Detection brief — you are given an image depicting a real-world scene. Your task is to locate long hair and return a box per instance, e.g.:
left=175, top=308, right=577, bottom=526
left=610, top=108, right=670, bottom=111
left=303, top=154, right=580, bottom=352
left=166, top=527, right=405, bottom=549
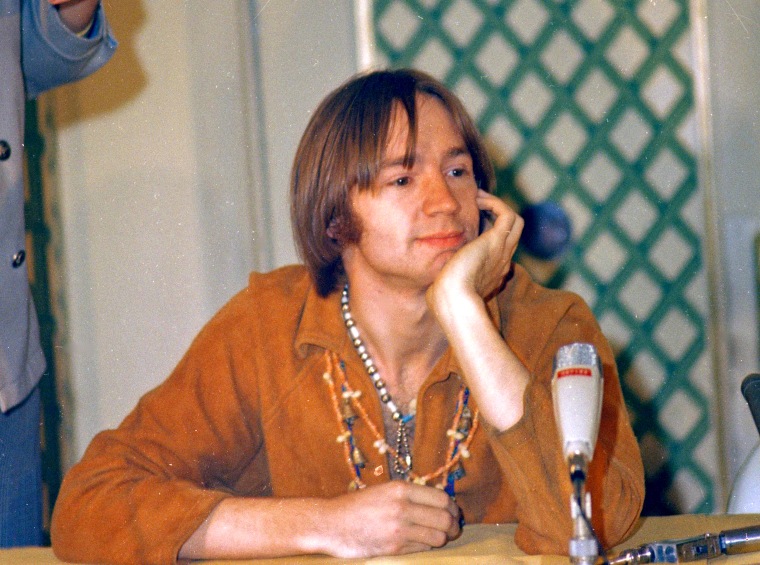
left=290, top=68, right=495, bottom=296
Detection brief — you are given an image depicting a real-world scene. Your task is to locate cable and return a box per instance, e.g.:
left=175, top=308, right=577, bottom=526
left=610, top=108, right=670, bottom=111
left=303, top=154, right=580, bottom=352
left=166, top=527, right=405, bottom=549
left=574, top=484, right=610, bottom=565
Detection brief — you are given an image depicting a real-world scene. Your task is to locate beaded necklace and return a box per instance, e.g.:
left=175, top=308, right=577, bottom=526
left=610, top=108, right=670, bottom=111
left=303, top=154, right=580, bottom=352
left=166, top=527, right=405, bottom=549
left=341, top=284, right=414, bottom=478
left=323, top=285, right=480, bottom=493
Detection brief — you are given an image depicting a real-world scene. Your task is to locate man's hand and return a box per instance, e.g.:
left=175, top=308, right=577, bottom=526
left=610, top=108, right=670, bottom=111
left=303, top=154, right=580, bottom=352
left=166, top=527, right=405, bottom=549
left=323, top=482, right=461, bottom=558
left=428, top=189, right=523, bottom=314
left=49, top=0, right=100, bottom=34
left=437, top=189, right=523, bottom=302
left=179, top=482, right=461, bottom=561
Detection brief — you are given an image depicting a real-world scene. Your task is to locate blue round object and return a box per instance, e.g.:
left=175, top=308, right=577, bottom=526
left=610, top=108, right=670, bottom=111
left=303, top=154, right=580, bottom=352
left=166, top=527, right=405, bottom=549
left=520, top=201, right=572, bottom=260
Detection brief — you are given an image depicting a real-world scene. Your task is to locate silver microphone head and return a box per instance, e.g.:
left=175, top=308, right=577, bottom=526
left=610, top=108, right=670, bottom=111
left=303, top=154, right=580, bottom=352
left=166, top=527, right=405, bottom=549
left=553, top=342, right=600, bottom=373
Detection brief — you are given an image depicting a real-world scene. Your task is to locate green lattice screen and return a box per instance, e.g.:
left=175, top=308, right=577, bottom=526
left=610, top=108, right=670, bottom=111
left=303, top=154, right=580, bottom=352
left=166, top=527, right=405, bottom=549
left=373, top=0, right=718, bottom=514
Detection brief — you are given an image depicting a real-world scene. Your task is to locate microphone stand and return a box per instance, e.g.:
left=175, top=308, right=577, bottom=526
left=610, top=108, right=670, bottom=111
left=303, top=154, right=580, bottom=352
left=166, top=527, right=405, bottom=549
left=568, top=454, right=598, bottom=565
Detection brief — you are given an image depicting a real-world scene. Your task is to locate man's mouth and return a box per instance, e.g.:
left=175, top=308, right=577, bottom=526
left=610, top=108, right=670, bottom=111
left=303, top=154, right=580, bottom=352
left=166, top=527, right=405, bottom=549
left=417, top=231, right=466, bottom=249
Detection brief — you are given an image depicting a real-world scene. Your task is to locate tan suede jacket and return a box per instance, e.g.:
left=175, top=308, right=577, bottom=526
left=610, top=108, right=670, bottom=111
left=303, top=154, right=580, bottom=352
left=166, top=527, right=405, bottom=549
left=51, top=264, right=644, bottom=565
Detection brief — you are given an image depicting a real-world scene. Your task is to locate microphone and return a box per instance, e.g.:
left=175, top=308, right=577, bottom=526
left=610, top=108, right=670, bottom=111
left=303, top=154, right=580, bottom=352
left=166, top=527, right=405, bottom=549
left=552, top=342, right=604, bottom=487
left=552, top=342, right=605, bottom=565
left=741, top=373, right=760, bottom=437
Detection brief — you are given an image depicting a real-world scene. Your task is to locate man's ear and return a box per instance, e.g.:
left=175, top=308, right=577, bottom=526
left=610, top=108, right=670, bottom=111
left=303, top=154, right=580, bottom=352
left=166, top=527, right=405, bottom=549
left=327, top=217, right=341, bottom=241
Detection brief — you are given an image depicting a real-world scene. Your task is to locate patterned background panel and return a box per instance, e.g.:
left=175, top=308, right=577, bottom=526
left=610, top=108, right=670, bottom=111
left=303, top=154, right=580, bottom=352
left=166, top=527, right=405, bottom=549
left=373, top=0, right=720, bottom=514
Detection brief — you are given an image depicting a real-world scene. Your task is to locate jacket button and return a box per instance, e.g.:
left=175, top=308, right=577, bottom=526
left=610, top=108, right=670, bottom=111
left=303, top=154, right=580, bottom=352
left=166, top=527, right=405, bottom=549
left=11, top=250, right=25, bottom=268
left=0, top=140, right=10, bottom=161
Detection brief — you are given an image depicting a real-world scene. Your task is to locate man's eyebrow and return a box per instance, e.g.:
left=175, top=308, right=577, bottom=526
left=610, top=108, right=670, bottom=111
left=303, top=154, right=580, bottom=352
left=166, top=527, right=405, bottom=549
left=379, top=146, right=470, bottom=169
left=379, top=155, right=410, bottom=169
left=446, top=146, right=470, bottom=159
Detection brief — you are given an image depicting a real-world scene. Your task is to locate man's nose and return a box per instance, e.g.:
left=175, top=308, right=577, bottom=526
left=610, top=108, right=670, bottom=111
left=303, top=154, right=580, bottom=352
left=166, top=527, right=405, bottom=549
left=423, top=171, right=460, bottom=215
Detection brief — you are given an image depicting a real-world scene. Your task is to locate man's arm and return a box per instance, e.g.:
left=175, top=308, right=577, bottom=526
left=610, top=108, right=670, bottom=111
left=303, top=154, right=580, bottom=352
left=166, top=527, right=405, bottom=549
left=179, top=482, right=460, bottom=561
left=49, top=0, right=100, bottom=34
left=51, top=280, right=462, bottom=564
left=428, top=197, right=644, bottom=553
left=427, top=189, right=529, bottom=432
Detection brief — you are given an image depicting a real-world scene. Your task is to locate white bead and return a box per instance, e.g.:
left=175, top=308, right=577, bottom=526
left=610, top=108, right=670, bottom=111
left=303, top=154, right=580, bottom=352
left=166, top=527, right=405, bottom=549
left=373, top=439, right=388, bottom=454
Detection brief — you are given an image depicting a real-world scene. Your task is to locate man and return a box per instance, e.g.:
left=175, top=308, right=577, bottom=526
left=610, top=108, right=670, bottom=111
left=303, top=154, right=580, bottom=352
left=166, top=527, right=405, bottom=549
left=0, top=0, right=115, bottom=547
left=51, top=69, right=644, bottom=564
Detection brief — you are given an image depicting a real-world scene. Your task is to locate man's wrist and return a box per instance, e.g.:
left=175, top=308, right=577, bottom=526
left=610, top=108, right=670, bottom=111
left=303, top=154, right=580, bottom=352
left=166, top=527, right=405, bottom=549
left=428, top=277, right=482, bottom=327
left=292, top=498, right=339, bottom=557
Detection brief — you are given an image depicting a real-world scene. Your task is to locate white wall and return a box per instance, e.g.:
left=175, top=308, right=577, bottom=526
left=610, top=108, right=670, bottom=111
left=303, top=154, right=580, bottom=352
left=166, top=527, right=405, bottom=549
left=49, top=0, right=358, bottom=465
left=702, top=0, right=760, bottom=485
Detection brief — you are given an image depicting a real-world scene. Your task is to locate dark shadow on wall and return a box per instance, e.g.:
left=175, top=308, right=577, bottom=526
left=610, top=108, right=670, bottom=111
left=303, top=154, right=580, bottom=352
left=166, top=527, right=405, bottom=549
left=615, top=348, right=680, bottom=516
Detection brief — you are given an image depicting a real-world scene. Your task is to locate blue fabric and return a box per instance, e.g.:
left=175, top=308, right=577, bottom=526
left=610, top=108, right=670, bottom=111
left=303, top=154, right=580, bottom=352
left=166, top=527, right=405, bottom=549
left=22, top=0, right=117, bottom=98
left=0, top=387, right=42, bottom=547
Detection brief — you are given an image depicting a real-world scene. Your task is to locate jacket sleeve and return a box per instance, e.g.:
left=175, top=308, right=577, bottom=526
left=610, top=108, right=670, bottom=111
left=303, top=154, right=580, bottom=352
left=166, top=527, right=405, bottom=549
left=486, top=295, right=645, bottom=555
left=21, top=0, right=116, bottom=98
left=50, top=318, right=268, bottom=565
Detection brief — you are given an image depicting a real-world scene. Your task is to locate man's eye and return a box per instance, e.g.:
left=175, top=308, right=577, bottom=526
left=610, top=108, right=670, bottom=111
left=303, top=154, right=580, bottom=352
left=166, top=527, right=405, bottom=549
left=393, top=176, right=411, bottom=186
left=450, top=167, right=468, bottom=177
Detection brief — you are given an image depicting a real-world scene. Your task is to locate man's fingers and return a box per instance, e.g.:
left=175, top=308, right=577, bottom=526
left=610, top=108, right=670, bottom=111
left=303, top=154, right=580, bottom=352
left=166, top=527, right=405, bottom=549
left=476, top=190, right=522, bottom=238
left=406, top=502, right=458, bottom=532
left=403, top=522, right=450, bottom=549
left=405, top=483, right=459, bottom=515
left=476, top=189, right=510, bottom=215
left=402, top=484, right=461, bottom=543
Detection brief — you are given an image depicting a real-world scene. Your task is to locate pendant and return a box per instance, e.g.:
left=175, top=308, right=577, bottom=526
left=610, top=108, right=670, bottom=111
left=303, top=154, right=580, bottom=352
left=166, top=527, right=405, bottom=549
left=341, top=399, right=357, bottom=423
left=351, top=446, right=367, bottom=468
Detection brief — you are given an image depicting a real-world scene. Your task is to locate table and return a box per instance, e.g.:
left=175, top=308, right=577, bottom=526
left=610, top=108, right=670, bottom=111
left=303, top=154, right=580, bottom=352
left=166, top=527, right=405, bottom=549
left=2, top=514, right=760, bottom=564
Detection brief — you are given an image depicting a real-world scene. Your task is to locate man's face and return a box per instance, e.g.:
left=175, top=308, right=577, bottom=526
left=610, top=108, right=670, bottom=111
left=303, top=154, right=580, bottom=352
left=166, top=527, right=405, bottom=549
left=340, top=94, right=480, bottom=292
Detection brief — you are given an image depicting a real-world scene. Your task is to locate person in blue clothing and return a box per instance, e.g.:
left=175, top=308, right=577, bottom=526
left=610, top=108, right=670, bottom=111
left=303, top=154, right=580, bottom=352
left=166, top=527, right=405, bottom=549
left=0, top=0, right=116, bottom=547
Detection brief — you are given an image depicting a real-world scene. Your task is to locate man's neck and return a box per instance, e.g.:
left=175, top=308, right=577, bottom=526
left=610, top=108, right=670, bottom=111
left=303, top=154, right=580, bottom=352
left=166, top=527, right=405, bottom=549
left=344, top=279, right=448, bottom=409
